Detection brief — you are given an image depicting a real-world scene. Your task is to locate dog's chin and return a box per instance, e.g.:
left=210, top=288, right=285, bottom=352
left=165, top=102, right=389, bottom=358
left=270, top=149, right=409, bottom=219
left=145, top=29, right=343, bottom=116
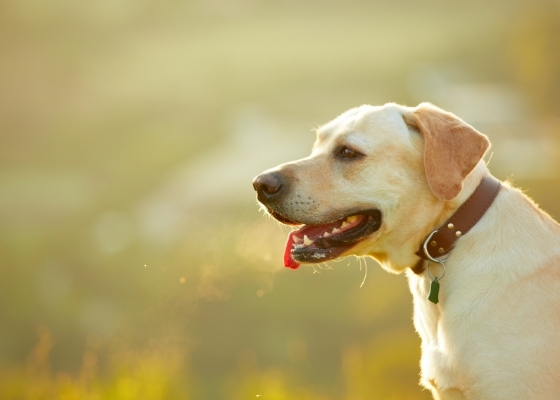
left=268, top=210, right=301, bottom=226
left=275, top=209, right=382, bottom=267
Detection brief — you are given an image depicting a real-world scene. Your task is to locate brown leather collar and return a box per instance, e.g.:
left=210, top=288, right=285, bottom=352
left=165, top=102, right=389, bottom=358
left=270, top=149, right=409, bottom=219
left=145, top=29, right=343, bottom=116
left=411, top=175, right=502, bottom=274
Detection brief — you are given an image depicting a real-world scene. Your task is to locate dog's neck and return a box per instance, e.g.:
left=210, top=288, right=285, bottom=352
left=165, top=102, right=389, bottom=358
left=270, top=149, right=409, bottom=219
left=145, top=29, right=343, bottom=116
left=374, top=162, right=491, bottom=273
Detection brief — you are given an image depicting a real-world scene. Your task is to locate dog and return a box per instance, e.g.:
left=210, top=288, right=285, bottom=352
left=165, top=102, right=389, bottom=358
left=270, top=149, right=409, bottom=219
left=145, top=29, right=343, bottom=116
left=252, top=102, right=560, bottom=400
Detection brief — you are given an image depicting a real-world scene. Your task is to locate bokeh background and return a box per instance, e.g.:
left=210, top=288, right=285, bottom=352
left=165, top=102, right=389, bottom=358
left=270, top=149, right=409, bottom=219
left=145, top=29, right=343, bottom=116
left=1, top=0, right=559, bottom=399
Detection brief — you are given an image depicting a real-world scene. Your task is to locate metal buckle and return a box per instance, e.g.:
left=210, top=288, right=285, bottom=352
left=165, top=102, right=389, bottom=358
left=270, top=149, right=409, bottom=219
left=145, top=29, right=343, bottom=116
left=422, top=230, right=446, bottom=281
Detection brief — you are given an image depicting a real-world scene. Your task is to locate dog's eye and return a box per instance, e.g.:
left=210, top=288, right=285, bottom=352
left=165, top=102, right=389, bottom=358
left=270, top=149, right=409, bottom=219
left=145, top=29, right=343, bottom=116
left=336, top=146, right=362, bottom=160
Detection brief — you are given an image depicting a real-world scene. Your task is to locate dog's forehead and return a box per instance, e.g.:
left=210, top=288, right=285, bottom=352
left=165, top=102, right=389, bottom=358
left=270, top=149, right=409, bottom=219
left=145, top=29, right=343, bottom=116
left=315, top=103, right=408, bottom=147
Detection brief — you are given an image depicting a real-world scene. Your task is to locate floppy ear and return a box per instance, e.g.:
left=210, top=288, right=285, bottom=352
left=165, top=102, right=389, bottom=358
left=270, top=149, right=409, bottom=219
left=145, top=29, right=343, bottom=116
left=403, top=102, right=490, bottom=200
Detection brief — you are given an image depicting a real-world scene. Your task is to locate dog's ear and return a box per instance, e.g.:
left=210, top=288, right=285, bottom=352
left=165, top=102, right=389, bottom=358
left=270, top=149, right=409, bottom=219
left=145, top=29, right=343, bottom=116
left=403, top=102, right=490, bottom=200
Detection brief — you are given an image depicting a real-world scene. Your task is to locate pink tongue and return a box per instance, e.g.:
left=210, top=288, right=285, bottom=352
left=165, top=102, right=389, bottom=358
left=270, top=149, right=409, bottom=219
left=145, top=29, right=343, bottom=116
left=283, top=232, right=300, bottom=269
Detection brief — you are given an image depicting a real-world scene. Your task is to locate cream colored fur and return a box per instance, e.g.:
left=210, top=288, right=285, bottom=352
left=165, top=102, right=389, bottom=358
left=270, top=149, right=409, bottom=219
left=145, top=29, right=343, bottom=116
left=259, top=103, right=560, bottom=399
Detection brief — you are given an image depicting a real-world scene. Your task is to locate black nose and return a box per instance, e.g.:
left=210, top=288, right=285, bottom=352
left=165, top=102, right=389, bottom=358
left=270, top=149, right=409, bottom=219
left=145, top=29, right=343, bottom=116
left=252, top=173, right=284, bottom=200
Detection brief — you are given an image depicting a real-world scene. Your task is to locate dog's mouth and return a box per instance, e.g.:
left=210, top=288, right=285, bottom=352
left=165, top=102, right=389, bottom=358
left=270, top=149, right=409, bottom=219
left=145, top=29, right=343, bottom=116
left=281, top=209, right=382, bottom=269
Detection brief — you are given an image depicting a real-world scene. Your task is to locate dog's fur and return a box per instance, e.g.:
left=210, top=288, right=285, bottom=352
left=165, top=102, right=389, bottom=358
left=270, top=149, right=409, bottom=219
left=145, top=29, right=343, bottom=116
left=256, top=103, right=560, bottom=399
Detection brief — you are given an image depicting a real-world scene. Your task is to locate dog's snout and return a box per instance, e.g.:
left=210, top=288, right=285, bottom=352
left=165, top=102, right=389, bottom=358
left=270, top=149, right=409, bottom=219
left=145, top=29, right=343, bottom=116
left=253, top=173, right=284, bottom=200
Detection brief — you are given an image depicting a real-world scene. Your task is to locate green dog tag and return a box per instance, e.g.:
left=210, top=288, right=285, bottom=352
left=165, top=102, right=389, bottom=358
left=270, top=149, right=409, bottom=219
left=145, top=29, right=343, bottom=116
left=428, top=279, right=440, bottom=304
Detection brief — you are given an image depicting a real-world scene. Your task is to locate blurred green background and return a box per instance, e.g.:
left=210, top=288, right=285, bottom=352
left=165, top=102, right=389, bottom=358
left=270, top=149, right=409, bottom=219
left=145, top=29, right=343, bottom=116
left=1, top=1, right=559, bottom=399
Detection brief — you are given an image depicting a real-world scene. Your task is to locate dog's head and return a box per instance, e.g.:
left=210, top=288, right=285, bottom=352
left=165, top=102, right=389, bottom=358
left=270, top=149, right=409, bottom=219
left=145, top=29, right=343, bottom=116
left=253, top=103, right=490, bottom=272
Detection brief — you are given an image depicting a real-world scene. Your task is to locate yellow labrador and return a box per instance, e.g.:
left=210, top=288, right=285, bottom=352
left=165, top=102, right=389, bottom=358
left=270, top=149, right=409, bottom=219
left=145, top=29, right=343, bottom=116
left=253, top=103, right=560, bottom=400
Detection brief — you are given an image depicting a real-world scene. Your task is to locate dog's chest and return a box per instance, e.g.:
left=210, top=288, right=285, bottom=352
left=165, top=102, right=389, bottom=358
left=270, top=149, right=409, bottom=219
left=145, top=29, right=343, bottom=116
left=407, top=273, right=468, bottom=390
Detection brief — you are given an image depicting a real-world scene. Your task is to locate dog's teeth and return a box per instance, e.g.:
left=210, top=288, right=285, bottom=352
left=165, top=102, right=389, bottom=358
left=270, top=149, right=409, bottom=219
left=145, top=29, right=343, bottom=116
left=341, top=221, right=349, bottom=229
left=332, top=228, right=341, bottom=234
left=303, top=235, right=314, bottom=246
left=293, top=235, right=303, bottom=244
left=347, top=215, right=358, bottom=223
left=323, top=232, right=331, bottom=237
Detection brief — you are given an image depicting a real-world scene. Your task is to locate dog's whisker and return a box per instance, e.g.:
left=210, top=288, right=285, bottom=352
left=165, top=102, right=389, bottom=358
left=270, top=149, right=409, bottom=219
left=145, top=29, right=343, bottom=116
left=359, top=257, right=368, bottom=288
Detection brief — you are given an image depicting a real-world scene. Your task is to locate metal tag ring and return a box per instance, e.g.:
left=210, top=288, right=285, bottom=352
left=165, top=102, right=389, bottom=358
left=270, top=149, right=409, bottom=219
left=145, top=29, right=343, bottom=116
left=425, top=260, right=446, bottom=281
